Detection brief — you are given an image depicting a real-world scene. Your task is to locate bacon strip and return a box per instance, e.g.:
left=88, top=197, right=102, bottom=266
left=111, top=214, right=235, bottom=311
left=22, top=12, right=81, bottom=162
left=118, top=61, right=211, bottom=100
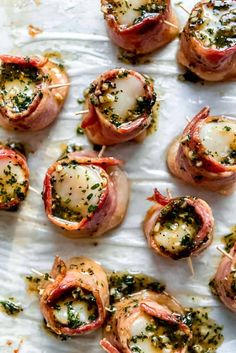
left=167, top=107, right=236, bottom=194
left=213, top=243, right=236, bottom=313
left=82, top=68, right=156, bottom=145
left=43, top=150, right=129, bottom=236
left=40, top=256, right=109, bottom=335
left=178, top=0, right=236, bottom=81
left=101, top=0, right=179, bottom=54
left=0, top=54, right=69, bottom=131
left=0, top=145, right=29, bottom=209
left=144, top=189, right=214, bottom=260
left=100, top=290, right=191, bottom=353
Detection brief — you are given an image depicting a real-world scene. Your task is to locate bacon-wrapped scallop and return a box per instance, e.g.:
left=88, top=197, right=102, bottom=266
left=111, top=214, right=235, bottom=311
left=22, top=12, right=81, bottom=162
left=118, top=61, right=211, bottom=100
left=178, top=0, right=236, bottom=81
left=143, top=189, right=214, bottom=260
left=39, top=256, right=109, bottom=335
left=0, top=144, right=29, bottom=210
left=43, top=150, right=129, bottom=236
left=101, top=290, right=191, bottom=353
left=81, top=68, right=156, bottom=145
left=101, top=0, right=179, bottom=54
left=167, top=107, right=236, bottom=194
left=212, top=242, right=236, bottom=313
left=0, top=55, right=69, bottom=131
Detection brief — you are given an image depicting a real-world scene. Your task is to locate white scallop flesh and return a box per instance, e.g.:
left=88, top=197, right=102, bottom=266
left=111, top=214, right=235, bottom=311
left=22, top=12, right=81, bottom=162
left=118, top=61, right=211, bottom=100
left=1, top=78, right=36, bottom=113
left=153, top=218, right=196, bottom=253
left=194, top=3, right=236, bottom=48
left=110, top=75, right=145, bottom=118
left=200, top=120, right=236, bottom=164
left=0, top=158, right=26, bottom=203
left=113, top=0, right=147, bottom=26
left=52, top=164, right=106, bottom=217
left=129, top=313, right=173, bottom=353
left=53, top=295, right=96, bottom=325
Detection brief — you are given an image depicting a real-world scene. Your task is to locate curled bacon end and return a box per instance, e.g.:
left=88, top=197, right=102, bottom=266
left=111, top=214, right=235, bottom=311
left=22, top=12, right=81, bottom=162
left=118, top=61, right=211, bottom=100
left=82, top=68, right=156, bottom=146
left=43, top=150, right=129, bottom=236
left=40, top=256, right=109, bottom=336
left=214, top=244, right=236, bottom=313
left=168, top=107, right=236, bottom=194
left=0, top=145, right=29, bottom=210
left=0, top=54, right=69, bottom=131
left=100, top=339, right=121, bottom=353
left=140, top=301, right=191, bottom=336
left=147, top=188, right=170, bottom=205
left=101, top=0, right=179, bottom=54
left=101, top=290, right=191, bottom=353
left=0, top=54, right=48, bottom=67
left=144, top=189, right=214, bottom=260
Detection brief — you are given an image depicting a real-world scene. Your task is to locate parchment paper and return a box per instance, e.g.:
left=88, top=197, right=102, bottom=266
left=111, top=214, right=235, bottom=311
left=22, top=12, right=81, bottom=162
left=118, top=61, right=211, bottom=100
left=0, top=1, right=235, bottom=352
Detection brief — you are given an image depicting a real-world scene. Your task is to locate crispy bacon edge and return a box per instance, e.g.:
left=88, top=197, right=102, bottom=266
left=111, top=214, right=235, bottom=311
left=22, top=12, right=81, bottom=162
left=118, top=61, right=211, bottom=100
left=0, top=145, right=29, bottom=209
left=81, top=68, right=156, bottom=145
left=39, top=256, right=109, bottom=335
left=100, top=290, right=191, bottom=353
left=178, top=1, right=236, bottom=81
left=213, top=243, right=236, bottom=313
left=167, top=107, right=236, bottom=194
left=0, top=54, right=69, bottom=131
left=101, top=0, right=179, bottom=54
left=143, top=189, right=214, bottom=260
left=43, top=150, right=128, bottom=235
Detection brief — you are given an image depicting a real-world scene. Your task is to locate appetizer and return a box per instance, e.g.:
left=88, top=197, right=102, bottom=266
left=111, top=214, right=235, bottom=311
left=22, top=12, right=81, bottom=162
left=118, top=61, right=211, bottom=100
left=101, top=0, right=179, bottom=54
left=143, top=189, right=214, bottom=260
left=82, top=68, right=156, bottom=145
left=212, top=242, right=236, bottom=313
left=167, top=107, right=236, bottom=194
left=178, top=0, right=236, bottom=81
left=40, top=256, right=109, bottom=335
left=0, top=54, right=69, bottom=131
left=0, top=144, right=29, bottom=210
left=101, top=290, right=191, bottom=353
left=43, top=150, right=129, bottom=235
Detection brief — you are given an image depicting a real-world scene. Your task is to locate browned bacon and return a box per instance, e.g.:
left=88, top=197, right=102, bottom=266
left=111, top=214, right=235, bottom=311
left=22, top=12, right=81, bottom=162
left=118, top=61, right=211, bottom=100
left=143, top=189, right=214, bottom=260
left=167, top=107, right=236, bottom=194
left=40, top=256, right=109, bottom=335
left=101, top=0, right=178, bottom=54
left=0, top=54, right=69, bottom=131
left=43, top=150, right=129, bottom=236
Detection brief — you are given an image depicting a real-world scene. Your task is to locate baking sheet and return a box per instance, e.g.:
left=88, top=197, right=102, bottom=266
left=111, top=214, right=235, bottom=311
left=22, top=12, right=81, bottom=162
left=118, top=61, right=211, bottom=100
left=0, top=0, right=235, bottom=352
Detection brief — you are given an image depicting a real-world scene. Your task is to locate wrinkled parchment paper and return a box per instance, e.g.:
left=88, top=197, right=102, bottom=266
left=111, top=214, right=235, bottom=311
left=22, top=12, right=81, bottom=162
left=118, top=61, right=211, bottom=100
left=0, top=1, right=235, bottom=352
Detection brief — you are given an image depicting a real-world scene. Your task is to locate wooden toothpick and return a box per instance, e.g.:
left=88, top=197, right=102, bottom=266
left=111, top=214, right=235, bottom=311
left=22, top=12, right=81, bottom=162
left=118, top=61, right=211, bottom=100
left=216, top=246, right=233, bottom=261
left=47, top=82, right=71, bottom=90
left=98, top=145, right=106, bottom=158
left=177, top=3, right=190, bottom=15
left=166, top=188, right=173, bottom=199
left=185, top=116, right=191, bottom=123
left=187, top=257, right=195, bottom=276
left=163, top=20, right=179, bottom=30
left=31, top=268, right=55, bottom=283
left=75, top=109, right=89, bottom=115
left=29, top=185, right=41, bottom=195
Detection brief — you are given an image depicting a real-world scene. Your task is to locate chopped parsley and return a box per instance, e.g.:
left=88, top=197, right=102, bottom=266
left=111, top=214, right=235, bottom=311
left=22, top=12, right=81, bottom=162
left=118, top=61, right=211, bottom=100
left=0, top=300, right=23, bottom=315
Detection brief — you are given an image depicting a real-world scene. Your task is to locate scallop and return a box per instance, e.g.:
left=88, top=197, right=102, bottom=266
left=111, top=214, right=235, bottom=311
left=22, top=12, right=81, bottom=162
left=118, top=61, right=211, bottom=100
left=154, top=218, right=196, bottom=254
left=53, top=295, right=97, bottom=326
left=52, top=164, right=106, bottom=217
left=0, top=158, right=26, bottom=203
left=114, top=0, right=147, bottom=26
left=105, top=74, right=145, bottom=121
left=130, top=313, right=174, bottom=353
left=199, top=120, right=236, bottom=164
left=194, top=2, right=236, bottom=48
